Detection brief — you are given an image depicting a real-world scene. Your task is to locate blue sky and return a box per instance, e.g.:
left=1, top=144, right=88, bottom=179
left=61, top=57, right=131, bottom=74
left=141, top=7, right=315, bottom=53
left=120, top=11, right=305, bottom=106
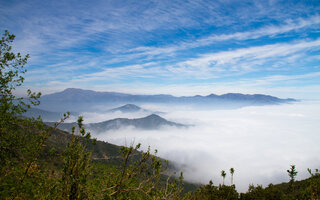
left=1, top=0, right=319, bottom=99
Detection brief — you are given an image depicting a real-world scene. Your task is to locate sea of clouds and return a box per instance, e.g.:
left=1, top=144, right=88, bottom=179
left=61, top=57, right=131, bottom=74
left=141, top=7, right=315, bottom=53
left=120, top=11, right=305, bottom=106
left=80, top=100, right=320, bottom=192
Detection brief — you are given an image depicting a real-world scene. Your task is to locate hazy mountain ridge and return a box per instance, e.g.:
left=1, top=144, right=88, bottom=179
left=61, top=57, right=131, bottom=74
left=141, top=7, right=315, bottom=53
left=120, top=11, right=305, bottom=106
left=38, top=88, right=296, bottom=112
left=46, top=114, right=187, bottom=134
left=22, top=107, right=78, bottom=122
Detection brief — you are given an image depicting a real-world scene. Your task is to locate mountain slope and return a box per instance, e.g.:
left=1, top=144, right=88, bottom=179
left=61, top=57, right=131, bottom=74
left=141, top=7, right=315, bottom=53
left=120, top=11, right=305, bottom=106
left=22, top=108, right=78, bottom=121
left=43, top=125, right=200, bottom=193
left=46, top=114, right=187, bottom=134
left=23, top=108, right=62, bottom=121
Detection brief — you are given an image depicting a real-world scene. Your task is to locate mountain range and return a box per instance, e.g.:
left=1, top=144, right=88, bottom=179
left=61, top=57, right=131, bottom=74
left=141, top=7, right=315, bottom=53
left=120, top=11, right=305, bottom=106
left=46, top=114, right=186, bottom=134
left=38, top=88, right=296, bottom=112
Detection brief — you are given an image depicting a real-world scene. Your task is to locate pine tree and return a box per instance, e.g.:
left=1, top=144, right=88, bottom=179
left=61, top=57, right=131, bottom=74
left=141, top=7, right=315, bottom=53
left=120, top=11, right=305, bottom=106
left=230, top=167, right=235, bottom=185
left=221, top=170, right=226, bottom=185
left=287, top=164, right=298, bottom=193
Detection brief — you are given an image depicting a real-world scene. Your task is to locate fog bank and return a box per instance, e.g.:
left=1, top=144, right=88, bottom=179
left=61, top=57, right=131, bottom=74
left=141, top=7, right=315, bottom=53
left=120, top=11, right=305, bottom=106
left=85, top=101, right=320, bottom=192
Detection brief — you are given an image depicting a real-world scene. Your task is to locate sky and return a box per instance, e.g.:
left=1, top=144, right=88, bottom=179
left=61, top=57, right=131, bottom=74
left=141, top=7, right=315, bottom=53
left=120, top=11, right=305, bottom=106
left=0, top=0, right=320, bottom=99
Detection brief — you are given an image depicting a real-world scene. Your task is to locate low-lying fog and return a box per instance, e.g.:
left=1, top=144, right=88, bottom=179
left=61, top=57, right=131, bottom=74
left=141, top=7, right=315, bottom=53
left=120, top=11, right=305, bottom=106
left=81, top=101, right=320, bottom=192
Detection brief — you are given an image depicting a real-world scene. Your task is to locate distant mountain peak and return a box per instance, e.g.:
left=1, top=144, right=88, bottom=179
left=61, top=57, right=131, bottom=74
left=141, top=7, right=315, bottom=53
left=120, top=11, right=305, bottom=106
left=145, top=114, right=163, bottom=119
left=207, top=94, right=218, bottom=98
left=109, top=104, right=143, bottom=113
left=122, top=104, right=140, bottom=109
left=64, top=88, right=79, bottom=91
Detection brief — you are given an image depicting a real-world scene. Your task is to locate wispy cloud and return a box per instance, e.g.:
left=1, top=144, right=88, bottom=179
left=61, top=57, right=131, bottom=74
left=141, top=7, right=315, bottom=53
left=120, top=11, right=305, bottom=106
left=127, top=15, right=320, bottom=59
left=58, top=39, right=318, bottom=83
left=23, top=38, right=320, bottom=100
left=2, top=0, right=319, bottom=57
left=166, top=39, right=320, bottom=78
left=1, top=0, right=319, bottom=98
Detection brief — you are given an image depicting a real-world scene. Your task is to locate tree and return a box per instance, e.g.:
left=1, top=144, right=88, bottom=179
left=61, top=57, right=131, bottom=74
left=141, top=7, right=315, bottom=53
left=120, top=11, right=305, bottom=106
left=0, top=30, right=44, bottom=199
left=221, top=170, right=226, bottom=186
left=287, top=164, right=298, bottom=193
left=230, top=167, right=235, bottom=185
left=59, top=116, right=93, bottom=200
left=0, top=30, right=40, bottom=115
left=287, top=165, right=298, bottom=183
left=0, top=30, right=41, bottom=164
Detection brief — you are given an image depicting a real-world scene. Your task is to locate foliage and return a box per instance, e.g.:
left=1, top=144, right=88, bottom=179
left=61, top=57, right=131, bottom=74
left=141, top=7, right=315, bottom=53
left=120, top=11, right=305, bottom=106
left=0, top=30, right=40, bottom=116
left=221, top=170, right=226, bottom=185
left=189, top=180, right=239, bottom=200
left=230, top=168, right=234, bottom=185
left=287, top=164, right=298, bottom=193
left=239, top=169, right=320, bottom=200
left=306, top=168, right=320, bottom=200
left=0, top=30, right=45, bottom=199
left=287, top=164, right=298, bottom=183
left=86, top=143, right=184, bottom=199
left=58, top=116, right=92, bottom=200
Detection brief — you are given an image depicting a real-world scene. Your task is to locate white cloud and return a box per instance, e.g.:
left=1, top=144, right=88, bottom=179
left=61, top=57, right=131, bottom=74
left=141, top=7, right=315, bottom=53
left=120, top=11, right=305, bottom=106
left=89, top=101, right=320, bottom=192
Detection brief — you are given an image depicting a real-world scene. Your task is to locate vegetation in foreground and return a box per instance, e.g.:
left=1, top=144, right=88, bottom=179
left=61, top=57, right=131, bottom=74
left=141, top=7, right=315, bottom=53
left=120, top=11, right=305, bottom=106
left=0, top=30, right=319, bottom=199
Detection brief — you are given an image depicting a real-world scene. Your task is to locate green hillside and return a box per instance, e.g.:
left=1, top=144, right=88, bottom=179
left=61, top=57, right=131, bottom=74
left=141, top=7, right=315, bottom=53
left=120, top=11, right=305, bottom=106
left=42, top=125, right=199, bottom=190
left=42, top=128, right=122, bottom=165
